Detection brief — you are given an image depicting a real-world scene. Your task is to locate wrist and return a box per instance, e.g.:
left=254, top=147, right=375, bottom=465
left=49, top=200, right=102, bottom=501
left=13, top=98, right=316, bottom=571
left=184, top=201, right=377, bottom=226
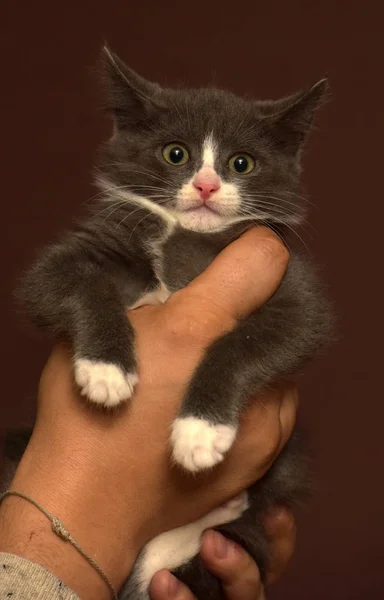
left=0, top=432, right=142, bottom=599
left=0, top=493, right=113, bottom=600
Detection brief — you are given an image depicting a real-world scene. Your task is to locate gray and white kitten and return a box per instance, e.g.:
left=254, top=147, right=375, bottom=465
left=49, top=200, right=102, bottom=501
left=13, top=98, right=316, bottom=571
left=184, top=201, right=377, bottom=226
left=12, top=47, right=333, bottom=599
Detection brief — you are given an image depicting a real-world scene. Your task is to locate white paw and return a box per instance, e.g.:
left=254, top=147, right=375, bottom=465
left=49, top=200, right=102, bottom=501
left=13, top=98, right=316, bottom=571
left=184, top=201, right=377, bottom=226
left=171, top=417, right=237, bottom=472
left=74, top=359, right=138, bottom=408
left=135, top=491, right=249, bottom=593
left=213, top=491, right=250, bottom=523
left=222, top=491, right=250, bottom=513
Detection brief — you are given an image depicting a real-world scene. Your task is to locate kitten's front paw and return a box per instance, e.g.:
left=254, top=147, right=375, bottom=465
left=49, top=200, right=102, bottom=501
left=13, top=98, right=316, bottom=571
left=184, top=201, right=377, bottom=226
left=171, top=417, right=237, bottom=472
left=74, top=359, right=138, bottom=408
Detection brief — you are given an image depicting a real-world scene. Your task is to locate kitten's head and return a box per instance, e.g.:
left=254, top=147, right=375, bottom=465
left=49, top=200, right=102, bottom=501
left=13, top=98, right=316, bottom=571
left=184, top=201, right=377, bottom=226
left=97, top=46, right=327, bottom=233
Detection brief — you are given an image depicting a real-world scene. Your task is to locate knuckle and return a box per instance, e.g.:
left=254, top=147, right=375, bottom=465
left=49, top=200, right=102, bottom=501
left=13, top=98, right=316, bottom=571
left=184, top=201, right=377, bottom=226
left=257, top=236, right=289, bottom=266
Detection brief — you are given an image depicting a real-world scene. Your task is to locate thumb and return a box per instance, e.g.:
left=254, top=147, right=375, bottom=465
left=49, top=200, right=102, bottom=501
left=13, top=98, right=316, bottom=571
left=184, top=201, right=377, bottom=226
left=183, top=226, right=289, bottom=322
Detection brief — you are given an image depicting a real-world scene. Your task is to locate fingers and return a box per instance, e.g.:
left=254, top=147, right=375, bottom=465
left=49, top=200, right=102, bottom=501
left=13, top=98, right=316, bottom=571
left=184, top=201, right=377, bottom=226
left=254, top=382, right=298, bottom=468
left=149, top=570, right=196, bottom=600
left=184, top=227, right=289, bottom=322
left=149, top=510, right=296, bottom=600
left=225, top=383, right=299, bottom=484
left=277, top=383, right=299, bottom=454
left=149, top=531, right=266, bottom=600
left=200, top=530, right=265, bottom=600
left=264, top=507, right=297, bottom=585
left=200, top=511, right=296, bottom=596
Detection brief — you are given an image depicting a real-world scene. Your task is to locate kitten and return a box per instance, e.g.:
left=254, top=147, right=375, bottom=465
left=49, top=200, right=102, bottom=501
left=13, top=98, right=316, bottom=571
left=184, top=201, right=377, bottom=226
left=11, top=47, right=333, bottom=598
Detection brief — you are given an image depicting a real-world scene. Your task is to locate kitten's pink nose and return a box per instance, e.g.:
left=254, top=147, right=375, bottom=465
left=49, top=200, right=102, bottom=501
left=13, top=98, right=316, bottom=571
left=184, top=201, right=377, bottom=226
left=193, top=175, right=221, bottom=201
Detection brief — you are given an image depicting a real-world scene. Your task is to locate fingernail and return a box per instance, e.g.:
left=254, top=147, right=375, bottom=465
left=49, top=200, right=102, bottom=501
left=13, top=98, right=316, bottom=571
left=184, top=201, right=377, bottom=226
left=167, top=573, right=181, bottom=597
left=211, top=530, right=230, bottom=558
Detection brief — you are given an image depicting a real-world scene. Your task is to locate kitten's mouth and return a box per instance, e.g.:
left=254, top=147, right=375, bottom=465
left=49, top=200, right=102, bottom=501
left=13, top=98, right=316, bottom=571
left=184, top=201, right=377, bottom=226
left=181, top=196, right=226, bottom=215
left=175, top=201, right=232, bottom=232
left=185, top=204, right=220, bottom=216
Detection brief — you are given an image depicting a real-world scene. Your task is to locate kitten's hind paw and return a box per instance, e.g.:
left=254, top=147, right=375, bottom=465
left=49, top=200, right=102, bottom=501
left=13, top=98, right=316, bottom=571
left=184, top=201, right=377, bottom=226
left=217, top=491, right=250, bottom=518
left=171, top=417, right=237, bottom=473
left=74, top=359, right=138, bottom=408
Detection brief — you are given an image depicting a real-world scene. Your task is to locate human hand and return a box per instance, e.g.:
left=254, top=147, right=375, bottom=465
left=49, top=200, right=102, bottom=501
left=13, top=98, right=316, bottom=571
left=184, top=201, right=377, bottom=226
left=149, top=507, right=296, bottom=600
left=0, top=227, right=295, bottom=600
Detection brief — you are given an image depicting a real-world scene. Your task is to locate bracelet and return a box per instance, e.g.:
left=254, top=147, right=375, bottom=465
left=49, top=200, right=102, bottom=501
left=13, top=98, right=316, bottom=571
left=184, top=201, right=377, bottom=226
left=0, top=489, right=118, bottom=600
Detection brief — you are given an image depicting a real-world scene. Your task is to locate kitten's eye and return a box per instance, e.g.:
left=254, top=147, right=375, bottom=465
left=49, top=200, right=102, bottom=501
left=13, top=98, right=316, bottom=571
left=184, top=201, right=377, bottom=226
left=228, top=154, right=255, bottom=174
left=162, top=143, right=190, bottom=166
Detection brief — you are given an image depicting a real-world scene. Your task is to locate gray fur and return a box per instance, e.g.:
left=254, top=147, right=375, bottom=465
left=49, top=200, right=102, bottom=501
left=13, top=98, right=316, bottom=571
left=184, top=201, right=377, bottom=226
left=6, top=47, right=333, bottom=599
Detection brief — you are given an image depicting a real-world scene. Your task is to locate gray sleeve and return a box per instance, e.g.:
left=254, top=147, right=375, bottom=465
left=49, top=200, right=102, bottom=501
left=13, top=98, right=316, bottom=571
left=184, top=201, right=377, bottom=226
left=0, top=552, right=80, bottom=599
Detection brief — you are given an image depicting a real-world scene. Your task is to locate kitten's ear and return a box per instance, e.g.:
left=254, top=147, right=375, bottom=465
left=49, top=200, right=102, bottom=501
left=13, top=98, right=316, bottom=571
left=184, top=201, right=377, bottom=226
left=101, top=44, right=163, bottom=127
left=264, top=78, right=329, bottom=154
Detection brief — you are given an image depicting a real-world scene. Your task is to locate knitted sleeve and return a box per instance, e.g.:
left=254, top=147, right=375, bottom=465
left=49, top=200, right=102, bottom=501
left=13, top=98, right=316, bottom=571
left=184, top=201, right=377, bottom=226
left=0, top=553, right=80, bottom=599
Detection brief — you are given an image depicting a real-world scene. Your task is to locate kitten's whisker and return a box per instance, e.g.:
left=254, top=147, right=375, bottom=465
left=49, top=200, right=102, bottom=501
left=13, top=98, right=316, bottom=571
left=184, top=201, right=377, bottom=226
left=92, top=200, right=129, bottom=221
left=243, top=193, right=303, bottom=210
left=284, top=190, right=316, bottom=207
left=94, top=162, right=126, bottom=171
left=102, top=184, right=169, bottom=197
left=114, top=205, right=149, bottom=230
left=296, top=224, right=314, bottom=240
left=231, top=204, right=296, bottom=220
left=84, top=181, right=167, bottom=205
left=239, top=200, right=300, bottom=219
left=125, top=211, right=154, bottom=241
left=91, top=180, right=176, bottom=209
left=98, top=164, right=175, bottom=188
left=126, top=185, right=167, bottom=191
left=127, top=167, right=175, bottom=187
left=250, top=189, right=315, bottom=209
left=237, top=207, right=274, bottom=221
left=236, top=207, right=309, bottom=247
left=282, top=222, right=310, bottom=251
left=242, top=188, right=299, bottom=202
left=240, top=198, right=298, bottom=213
left=104, top=204, right=141, bottom=224
left=80, top=186, right=123, bottom=207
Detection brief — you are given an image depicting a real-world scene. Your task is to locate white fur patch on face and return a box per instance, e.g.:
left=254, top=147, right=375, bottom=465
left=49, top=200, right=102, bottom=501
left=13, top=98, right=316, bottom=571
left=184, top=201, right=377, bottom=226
left=74, top=359, right=138, bottom=407
left=202, top=133, right=216, bottom=168
left=175, top=134, right=242, bottom=232
left=136, top=491, right=249, bottom=593
left=171, top=417, right=237, bottom=472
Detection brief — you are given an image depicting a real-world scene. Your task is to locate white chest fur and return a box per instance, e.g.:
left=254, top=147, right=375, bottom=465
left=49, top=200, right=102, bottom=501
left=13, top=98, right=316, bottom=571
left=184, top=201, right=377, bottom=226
left=130, top=281, right=171, bottom=310
left=129, top=223, right=174, bottom=310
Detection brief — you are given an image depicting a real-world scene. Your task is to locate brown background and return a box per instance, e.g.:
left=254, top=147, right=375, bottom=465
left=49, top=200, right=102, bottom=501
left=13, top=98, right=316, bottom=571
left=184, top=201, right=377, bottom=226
left=1, top=2, right=383, bottom=599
